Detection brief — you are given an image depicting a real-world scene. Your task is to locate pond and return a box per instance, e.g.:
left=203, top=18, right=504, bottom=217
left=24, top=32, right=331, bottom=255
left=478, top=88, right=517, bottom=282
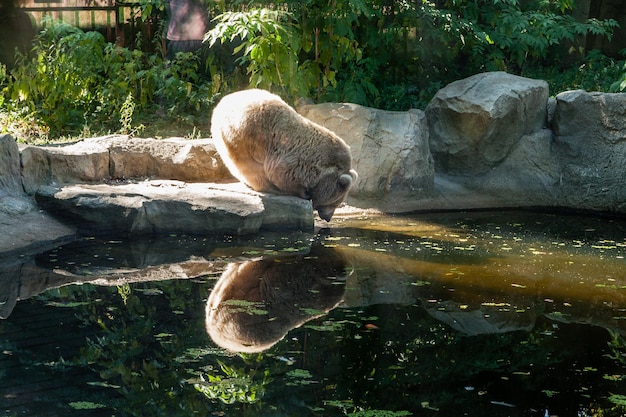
left=2, top=210, right=626, bottom=417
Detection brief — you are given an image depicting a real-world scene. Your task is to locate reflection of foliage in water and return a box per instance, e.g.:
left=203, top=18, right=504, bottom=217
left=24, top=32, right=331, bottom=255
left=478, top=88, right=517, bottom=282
left=194, top=360, right=269, bottom=404
left=27, top=273, right=626, bottom=416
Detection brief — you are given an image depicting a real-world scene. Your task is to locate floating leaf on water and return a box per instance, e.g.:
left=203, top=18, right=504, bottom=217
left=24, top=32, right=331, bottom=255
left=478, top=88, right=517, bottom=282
left=68, top=401, right=107, bottom=410
left=46, top=301, right=92, bottom=308
left=511, top=283, right=526, bottom=288
left=410, top=280, right=431, bottom=286
left=347, top=410, right=412, bottom=417
left=136, top=288, right=163, bottom=296
left=482, top=302, right=510, bottom=307
left=421, top=402, right=439, bottom=411
left=542, top=389, right=559, bottom=398
left=300, top=308, right=325, bottom=316
left=281, top=247, right=306, bottom=252
left=603, top=374, right=625, bottom=381
left=87, top=381, right=121, bottom=389
left=490, top=400, right=515, bottom=407
left=222, top=299, right=268, bottom=315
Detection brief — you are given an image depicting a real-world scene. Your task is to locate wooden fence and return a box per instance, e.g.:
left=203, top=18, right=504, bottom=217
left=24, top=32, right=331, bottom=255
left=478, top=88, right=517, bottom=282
left=20, top=0, right=163, bottom=48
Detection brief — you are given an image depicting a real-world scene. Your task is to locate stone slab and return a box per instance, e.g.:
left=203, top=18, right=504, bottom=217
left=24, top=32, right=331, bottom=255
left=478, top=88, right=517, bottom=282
left=35, top=180, right=314, bottom=237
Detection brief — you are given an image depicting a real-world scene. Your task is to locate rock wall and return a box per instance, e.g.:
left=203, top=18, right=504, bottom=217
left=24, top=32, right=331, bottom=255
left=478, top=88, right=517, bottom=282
left=302, top=72, right=626, bottom=214
left=425, top=72, right=548, bottom=176
left=20, top=135, right=233, bottom=194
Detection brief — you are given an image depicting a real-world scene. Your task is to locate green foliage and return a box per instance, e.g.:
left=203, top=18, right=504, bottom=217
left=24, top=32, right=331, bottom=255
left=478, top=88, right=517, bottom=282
left=118, top=93, right=145, bottom=136
left=415, top=0, right=618, bottom=75
left=0, top=19, right=217, bottom=141
left=610, top=50, right=626, bottom=92
left=194, top=361, right=269, bottom=404
left=207, top=0, right=618, bottom=108
left=5, top=22, right=105, bottom=135
left=206, top=9, right=308, bottom=99
left=135, top=0, right=165, bottom=22
left=524, top=49, right=626, bottom=94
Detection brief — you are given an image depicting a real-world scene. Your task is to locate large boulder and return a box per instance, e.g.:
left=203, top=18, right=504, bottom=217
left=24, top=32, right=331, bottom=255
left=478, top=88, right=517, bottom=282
left=108, top=136, right=232, bottom=181
left=0, top=135, right=34, bottom=215
left=0, top=134, right=22, bottom=195
left=36, top=181, right=313, bottom=236
left=472, top=129, right=562, bottom=207
left=21, top=137, right=110, bottom=195
left=0, top=135, right=76, bottom=258
left=551, top=90, right=626, bottom=211
left=298, top=102, right=434, bottom=199
left=21, top=135, right=233, bottom=194
left=426, top=71, right=549, bottom=176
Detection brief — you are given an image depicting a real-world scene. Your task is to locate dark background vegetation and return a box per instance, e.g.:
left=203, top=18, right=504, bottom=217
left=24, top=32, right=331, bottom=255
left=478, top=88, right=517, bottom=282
left=0, top=0, right=624, bottom=142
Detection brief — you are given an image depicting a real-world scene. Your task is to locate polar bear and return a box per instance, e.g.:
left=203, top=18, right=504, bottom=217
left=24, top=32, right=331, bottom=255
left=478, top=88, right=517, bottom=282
left=210, top=89, right=357, bottom=221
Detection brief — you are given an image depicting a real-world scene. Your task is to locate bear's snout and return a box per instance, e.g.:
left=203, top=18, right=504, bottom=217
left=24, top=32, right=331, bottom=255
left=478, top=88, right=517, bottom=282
left=317, top=207, right=336, bottom=222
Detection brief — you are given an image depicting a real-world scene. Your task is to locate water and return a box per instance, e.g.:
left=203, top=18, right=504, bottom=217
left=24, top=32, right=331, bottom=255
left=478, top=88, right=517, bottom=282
left=2, top=210, right=626, bottom=416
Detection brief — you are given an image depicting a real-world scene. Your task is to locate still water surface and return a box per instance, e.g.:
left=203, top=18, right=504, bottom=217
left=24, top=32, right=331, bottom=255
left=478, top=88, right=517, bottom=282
left=2, top=210, right=626, bottom=416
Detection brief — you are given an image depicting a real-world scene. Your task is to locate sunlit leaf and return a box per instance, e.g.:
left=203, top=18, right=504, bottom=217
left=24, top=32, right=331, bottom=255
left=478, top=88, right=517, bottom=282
left=68, top=401, right=107, bottom=410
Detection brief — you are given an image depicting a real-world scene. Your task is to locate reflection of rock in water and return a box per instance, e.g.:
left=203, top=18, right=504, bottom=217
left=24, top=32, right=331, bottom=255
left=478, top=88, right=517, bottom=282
left=422, top=299, right=538, bottom=336
left=206, top=246, right=349, bottom=353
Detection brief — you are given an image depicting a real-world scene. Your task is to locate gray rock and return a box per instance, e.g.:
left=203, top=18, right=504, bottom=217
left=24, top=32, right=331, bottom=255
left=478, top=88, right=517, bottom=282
left=21, top=135, right=234, bottom=194
left=0, top=134, right=22, bottom=195
left=477, top=129, right=562, bottom=207
left=0, top=134, right=37, bottom=214
left=0, top=135, right=75, bottom=259
left=551, top=90, right=626, bottom=211
left=552, top=90, right=626, bottom=142
left=426, top=71, right=549, bottom=175
left=109, top=136, right=232, bottom=182
left=298, top=102, right=434, bottom=199
left=21, top=137, right=111, bottom=194
left=36, top=181, right=313, bottom=236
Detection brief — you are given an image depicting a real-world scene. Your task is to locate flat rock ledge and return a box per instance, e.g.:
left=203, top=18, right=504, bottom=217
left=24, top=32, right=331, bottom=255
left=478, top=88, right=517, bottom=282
left=35, top=181, right=314, bottom=237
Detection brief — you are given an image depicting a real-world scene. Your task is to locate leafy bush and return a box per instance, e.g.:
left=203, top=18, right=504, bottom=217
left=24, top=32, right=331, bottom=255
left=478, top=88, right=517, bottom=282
left=207, top=0, right=618, bottom=108
left=610, top=49, right=626, bottom=92
left=0, top=20, right=217, bottom=141
left=524, top=49, right=626, bottom=94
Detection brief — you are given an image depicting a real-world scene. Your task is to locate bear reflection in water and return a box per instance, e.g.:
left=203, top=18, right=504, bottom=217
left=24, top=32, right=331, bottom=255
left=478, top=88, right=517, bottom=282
left=206, top=245, right=349, bottom=353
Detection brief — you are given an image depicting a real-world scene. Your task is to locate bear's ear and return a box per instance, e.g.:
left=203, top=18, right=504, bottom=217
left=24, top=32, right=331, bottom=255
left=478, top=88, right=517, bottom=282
left=338, top=173, right=353, bottom=189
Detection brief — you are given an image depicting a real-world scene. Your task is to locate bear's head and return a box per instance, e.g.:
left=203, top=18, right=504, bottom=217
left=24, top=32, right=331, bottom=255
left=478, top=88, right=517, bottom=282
left=311, top=169, right=358, bottom=221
